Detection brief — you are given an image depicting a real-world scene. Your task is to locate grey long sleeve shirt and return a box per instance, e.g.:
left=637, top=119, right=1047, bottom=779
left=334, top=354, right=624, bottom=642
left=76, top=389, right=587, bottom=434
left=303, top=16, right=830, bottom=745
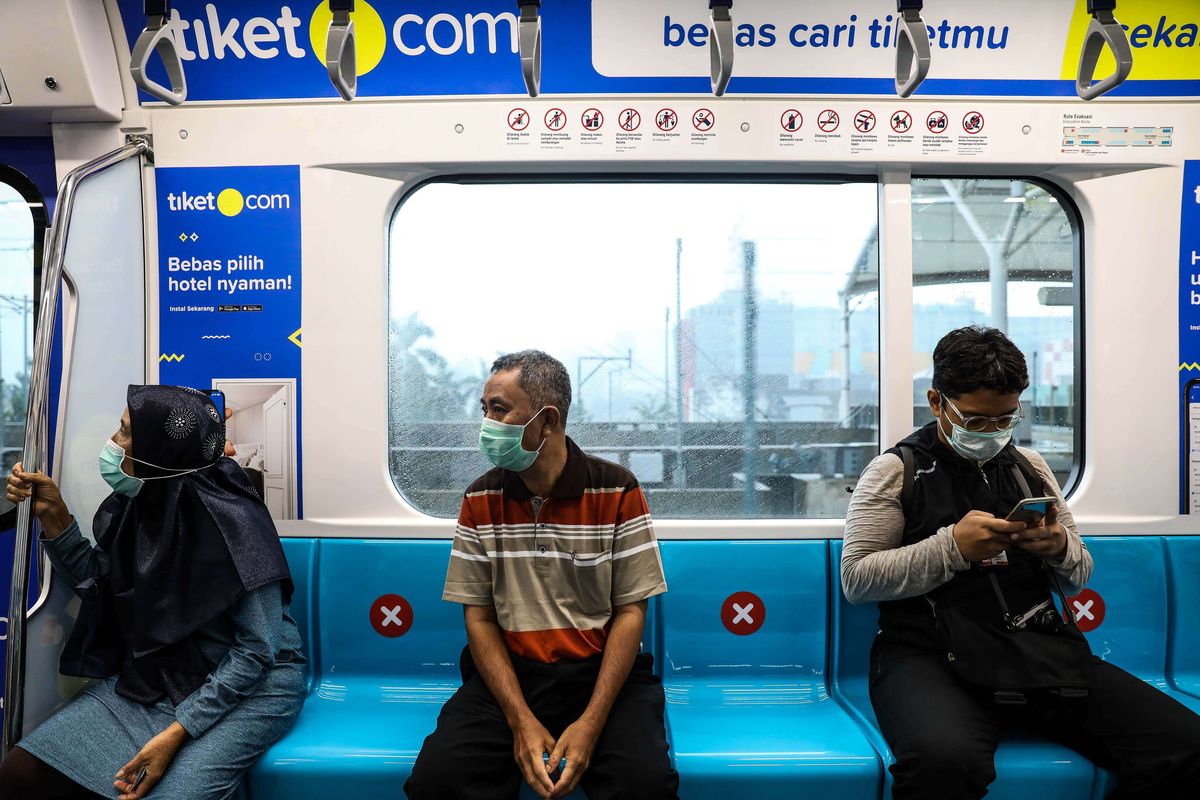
left=841, top=447, right=1092, bottom=606
left=43, top=519, right=304, bottom=737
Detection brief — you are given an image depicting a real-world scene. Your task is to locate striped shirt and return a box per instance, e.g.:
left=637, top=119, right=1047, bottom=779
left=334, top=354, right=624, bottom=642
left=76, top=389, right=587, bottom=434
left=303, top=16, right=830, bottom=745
left=443, top=437, right=667, bottom=663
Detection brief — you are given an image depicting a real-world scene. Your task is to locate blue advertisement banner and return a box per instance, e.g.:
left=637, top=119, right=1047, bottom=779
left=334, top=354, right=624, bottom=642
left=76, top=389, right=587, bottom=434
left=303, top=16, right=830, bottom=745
left=1179, top=160, right=1200, bottom=514
left=116, top=0, right=1200, bottom=103
left=156, top=166, right=303, bottom=519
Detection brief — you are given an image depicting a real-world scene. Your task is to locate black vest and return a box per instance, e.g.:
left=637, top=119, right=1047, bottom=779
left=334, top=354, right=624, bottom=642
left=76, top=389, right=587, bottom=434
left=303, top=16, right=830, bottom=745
left=876, top=423, right=1054, bottom=654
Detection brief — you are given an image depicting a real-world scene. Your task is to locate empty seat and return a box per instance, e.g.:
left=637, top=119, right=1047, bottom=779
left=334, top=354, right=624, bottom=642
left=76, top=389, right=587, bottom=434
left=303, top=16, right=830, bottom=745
left=1164, top=536, right=1200, bottom=700
left=659, top=540, right=881, bottom=799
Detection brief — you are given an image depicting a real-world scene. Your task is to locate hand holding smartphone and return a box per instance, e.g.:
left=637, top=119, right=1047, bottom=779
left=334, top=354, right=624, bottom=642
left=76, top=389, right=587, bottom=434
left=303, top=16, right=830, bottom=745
left=1006, top=496, right=1057, bottom=527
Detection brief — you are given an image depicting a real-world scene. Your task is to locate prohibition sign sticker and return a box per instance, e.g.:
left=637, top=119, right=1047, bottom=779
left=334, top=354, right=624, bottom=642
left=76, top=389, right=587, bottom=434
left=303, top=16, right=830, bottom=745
left=722, top=591, right=766, bottom=635
left=618, top=108, right=642, bottom=131
left=370, top=594, right=413, bottom=638
left=507, top=108, right=530, bottom=131
left=962, top=110, right=986, bottom=134
left=926, top=110, right=949, bottom=133
left=692, top=108, right=715, bottom=131
left=582, top=108, right=604, bottom=130
left=544, top=108, right=567, bottom=131
left=1066, top=589, right=1105, bottom=633
left=817, top=109, right=840, bottom=132
left=890, top=110, right=913, bottom=133
left=656, top=108, right=679, bottom=131
left=780, top=109, right=803, bottom=132
left=853, top=110, right=877, bottom=133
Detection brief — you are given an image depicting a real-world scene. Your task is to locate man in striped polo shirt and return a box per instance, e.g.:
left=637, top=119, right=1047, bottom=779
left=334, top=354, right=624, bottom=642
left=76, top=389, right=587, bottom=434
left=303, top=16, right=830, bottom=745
left=406, top=351, right=677, bottom=800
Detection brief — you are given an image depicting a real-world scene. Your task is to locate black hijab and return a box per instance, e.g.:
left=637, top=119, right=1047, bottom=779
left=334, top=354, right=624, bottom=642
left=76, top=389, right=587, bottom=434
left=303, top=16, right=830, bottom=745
left=60, top=385, right=292, bottom=705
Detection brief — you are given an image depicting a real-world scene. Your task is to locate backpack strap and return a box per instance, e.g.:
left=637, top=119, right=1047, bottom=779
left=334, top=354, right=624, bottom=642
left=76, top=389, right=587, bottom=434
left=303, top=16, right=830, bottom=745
left=898, top=445, right=916, bottom=510
left=1007, top=447, right=1048, bottom=499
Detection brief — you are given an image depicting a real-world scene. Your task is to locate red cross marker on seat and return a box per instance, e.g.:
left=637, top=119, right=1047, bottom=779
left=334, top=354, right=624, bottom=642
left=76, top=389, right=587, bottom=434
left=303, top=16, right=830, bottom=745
left=1066, top=589, right=1105, bottom=633
left=722, top=591, right=765, bottom=635
left=370, top=594, right=413, bottom=638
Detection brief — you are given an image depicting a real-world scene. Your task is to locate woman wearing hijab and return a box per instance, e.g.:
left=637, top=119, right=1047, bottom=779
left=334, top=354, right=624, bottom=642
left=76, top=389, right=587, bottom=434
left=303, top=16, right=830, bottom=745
left=0, top=385, right=306, bottom=800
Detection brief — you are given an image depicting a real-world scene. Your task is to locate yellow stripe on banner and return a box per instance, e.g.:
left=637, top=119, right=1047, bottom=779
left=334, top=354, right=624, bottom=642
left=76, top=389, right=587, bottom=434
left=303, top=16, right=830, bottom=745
left=1061, top=0, right=1200, bottom=81
left=1180, top=362, right=1200, bottom=372
left=159, top=353, right=186, bottom=363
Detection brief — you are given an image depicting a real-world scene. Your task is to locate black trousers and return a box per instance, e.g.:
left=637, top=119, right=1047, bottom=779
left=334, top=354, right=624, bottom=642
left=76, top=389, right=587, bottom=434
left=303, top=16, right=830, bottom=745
left=869, top=643, right=1200, bottom=799
left=405, top=647, right=679, bottom=800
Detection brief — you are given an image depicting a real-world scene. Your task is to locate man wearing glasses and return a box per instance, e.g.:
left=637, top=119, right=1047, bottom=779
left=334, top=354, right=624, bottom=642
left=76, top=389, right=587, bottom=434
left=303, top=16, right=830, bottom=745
left=841, top=326, right=1200, bottom=799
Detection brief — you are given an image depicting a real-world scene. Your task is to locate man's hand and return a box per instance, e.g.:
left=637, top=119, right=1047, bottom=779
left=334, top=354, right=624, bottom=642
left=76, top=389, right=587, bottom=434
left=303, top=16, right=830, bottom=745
left=547, top=715, right=602, bottom=798
left=114, top=721, right=188, bottom=799
left=952, top=510, right=1026, bottom=563
left=512, top=715, right=557, bottom=800
left=1010, top=503, right=1068, bottom=561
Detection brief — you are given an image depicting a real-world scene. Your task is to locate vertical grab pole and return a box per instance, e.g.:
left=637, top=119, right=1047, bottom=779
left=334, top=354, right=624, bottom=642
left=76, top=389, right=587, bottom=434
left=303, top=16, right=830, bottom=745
left=2, top=140, right=152, bottom=759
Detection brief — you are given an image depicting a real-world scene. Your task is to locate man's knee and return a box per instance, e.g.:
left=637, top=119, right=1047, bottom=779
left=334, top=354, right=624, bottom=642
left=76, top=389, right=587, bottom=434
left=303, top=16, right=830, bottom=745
left=0, top=747, right=48, bottom=799
left=404, top=742, right=457, bottom=800
left=891, top=737, right=995, bottom=799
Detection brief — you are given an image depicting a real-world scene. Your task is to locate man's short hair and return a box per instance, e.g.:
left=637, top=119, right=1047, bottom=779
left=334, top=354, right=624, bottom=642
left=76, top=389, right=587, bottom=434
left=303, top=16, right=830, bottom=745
left=931, top=326, right=1029, bottom=398
left=490, top=350, right=572, bottom=424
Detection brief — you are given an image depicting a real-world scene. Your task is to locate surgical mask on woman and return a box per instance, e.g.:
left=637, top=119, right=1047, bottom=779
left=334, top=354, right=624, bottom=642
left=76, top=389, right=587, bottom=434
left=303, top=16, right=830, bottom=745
left=478, top=408, right=548, bottom=472
left=99, top=439, right=211, bottom=497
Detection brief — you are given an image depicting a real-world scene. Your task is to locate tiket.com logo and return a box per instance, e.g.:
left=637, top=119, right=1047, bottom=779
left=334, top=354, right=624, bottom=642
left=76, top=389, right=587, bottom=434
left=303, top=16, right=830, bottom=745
left=153, top=1, right=520, bottom=79
left=166, top=188, right=292, bottom=216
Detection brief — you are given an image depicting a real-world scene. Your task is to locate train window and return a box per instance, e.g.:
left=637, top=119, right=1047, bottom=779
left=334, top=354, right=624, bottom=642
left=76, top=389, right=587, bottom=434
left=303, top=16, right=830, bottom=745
left=389, top=181, right=880, bottom=519
left=0, top=170, right=43, bottom=522
left=910, top=179, right=1079, bottom=489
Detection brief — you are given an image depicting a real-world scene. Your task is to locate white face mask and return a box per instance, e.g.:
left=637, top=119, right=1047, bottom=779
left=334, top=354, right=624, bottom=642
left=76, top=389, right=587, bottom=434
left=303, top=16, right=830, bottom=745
left=939, top=413, right=1012, bottom=463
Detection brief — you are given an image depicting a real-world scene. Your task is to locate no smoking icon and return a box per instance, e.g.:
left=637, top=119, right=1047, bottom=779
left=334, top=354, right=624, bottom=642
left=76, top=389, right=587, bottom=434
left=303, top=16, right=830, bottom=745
left=817, top=109, right=840, bottom=133
left=722, top=591, right=765, bottom=636
left=370, top=594, right=413, bottom=638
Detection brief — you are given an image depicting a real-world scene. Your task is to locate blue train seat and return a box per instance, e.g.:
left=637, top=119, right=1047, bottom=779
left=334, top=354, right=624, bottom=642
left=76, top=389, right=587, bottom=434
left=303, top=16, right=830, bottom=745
left=658, top=540, right=881, bottom=799
left=1074, top=538, right=1200, bottom=799
left=828, top=540, right=1098, bottom=800
left=1165, top=536, right=1200, bottom=700
left=278, top=538, right=317, bottom=689
left=247, top=539, right=464, bottom=798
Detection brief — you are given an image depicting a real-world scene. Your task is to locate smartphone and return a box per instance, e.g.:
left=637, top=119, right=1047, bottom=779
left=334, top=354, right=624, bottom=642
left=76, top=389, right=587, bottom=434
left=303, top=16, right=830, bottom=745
left=1005, top=496, right=1057, bottom=526
left=130, top=766, right=148, bottom=791
left=205, top=389, right=226, bottom=422
left=1186, top=379, right=1200, bottom=514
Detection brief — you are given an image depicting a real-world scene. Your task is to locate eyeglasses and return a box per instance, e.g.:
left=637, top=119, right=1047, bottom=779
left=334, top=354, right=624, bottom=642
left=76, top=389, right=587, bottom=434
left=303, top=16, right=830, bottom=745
left=941, top=394, right=1024, bottom=433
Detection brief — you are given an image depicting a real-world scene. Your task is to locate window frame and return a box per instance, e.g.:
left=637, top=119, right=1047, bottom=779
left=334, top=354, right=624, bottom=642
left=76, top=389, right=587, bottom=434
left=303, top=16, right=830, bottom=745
left=384, top=171, right=1084, bottom=522
left=0, top=165, right=48, bottom=531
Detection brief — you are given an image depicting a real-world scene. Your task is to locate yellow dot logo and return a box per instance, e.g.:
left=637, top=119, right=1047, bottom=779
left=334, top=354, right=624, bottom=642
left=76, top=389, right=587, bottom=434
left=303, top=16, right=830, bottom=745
left=309, top=0, right=387, bottom=77
left=217, top=188, right=244, bottom=217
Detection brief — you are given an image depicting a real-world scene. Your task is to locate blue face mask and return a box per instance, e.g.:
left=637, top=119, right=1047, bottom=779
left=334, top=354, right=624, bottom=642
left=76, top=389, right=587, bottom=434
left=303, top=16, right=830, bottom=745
left=99, top=439, right=143, bottom=497
left=479, top=407, right=548, bottom=472
left=939, top=413, right=1012, bottom=463
left=99, top=439, right=212, bottom=497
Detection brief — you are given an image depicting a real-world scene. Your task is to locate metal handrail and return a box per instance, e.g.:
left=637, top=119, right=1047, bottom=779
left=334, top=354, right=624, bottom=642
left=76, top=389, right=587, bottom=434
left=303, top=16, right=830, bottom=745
left=2, top=139, right=152, bottom=758
left=708, top=0, right=734, bottom=97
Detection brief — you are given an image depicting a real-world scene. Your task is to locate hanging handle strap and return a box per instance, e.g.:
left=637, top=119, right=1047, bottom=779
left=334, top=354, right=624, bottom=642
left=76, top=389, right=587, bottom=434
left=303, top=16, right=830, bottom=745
left=326, top=0, right=357, bottom=100
left=1077, top=0, right=1133, bottom=100
left=518, top=0, right=542, bottom=97
left=708, top=0, right=734, bottom=97
left=130, top=0, right=187, bottom=105
left=894, top=0, right=931, bottom=98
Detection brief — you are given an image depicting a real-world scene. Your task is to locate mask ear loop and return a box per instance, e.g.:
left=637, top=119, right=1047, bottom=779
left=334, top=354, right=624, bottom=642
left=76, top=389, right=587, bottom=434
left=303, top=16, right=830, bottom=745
left=523, top=406, right=552, bottom=455
left=110, top=440, right=218, bottom=478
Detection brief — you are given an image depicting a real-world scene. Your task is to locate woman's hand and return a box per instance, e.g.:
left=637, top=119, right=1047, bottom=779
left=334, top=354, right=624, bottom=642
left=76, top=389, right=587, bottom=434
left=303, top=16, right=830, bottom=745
left=6, top=463, right=72, bottom=538
left=115, top=721, right=189, bottom=800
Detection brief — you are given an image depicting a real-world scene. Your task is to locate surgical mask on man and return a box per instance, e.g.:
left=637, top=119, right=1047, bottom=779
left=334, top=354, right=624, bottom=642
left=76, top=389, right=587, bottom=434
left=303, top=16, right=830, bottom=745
left=99, top=439, right=211, bottom=497
left=939, top=413, right=1012, bottom=463
left=478, top=408, right=548, bottom=472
